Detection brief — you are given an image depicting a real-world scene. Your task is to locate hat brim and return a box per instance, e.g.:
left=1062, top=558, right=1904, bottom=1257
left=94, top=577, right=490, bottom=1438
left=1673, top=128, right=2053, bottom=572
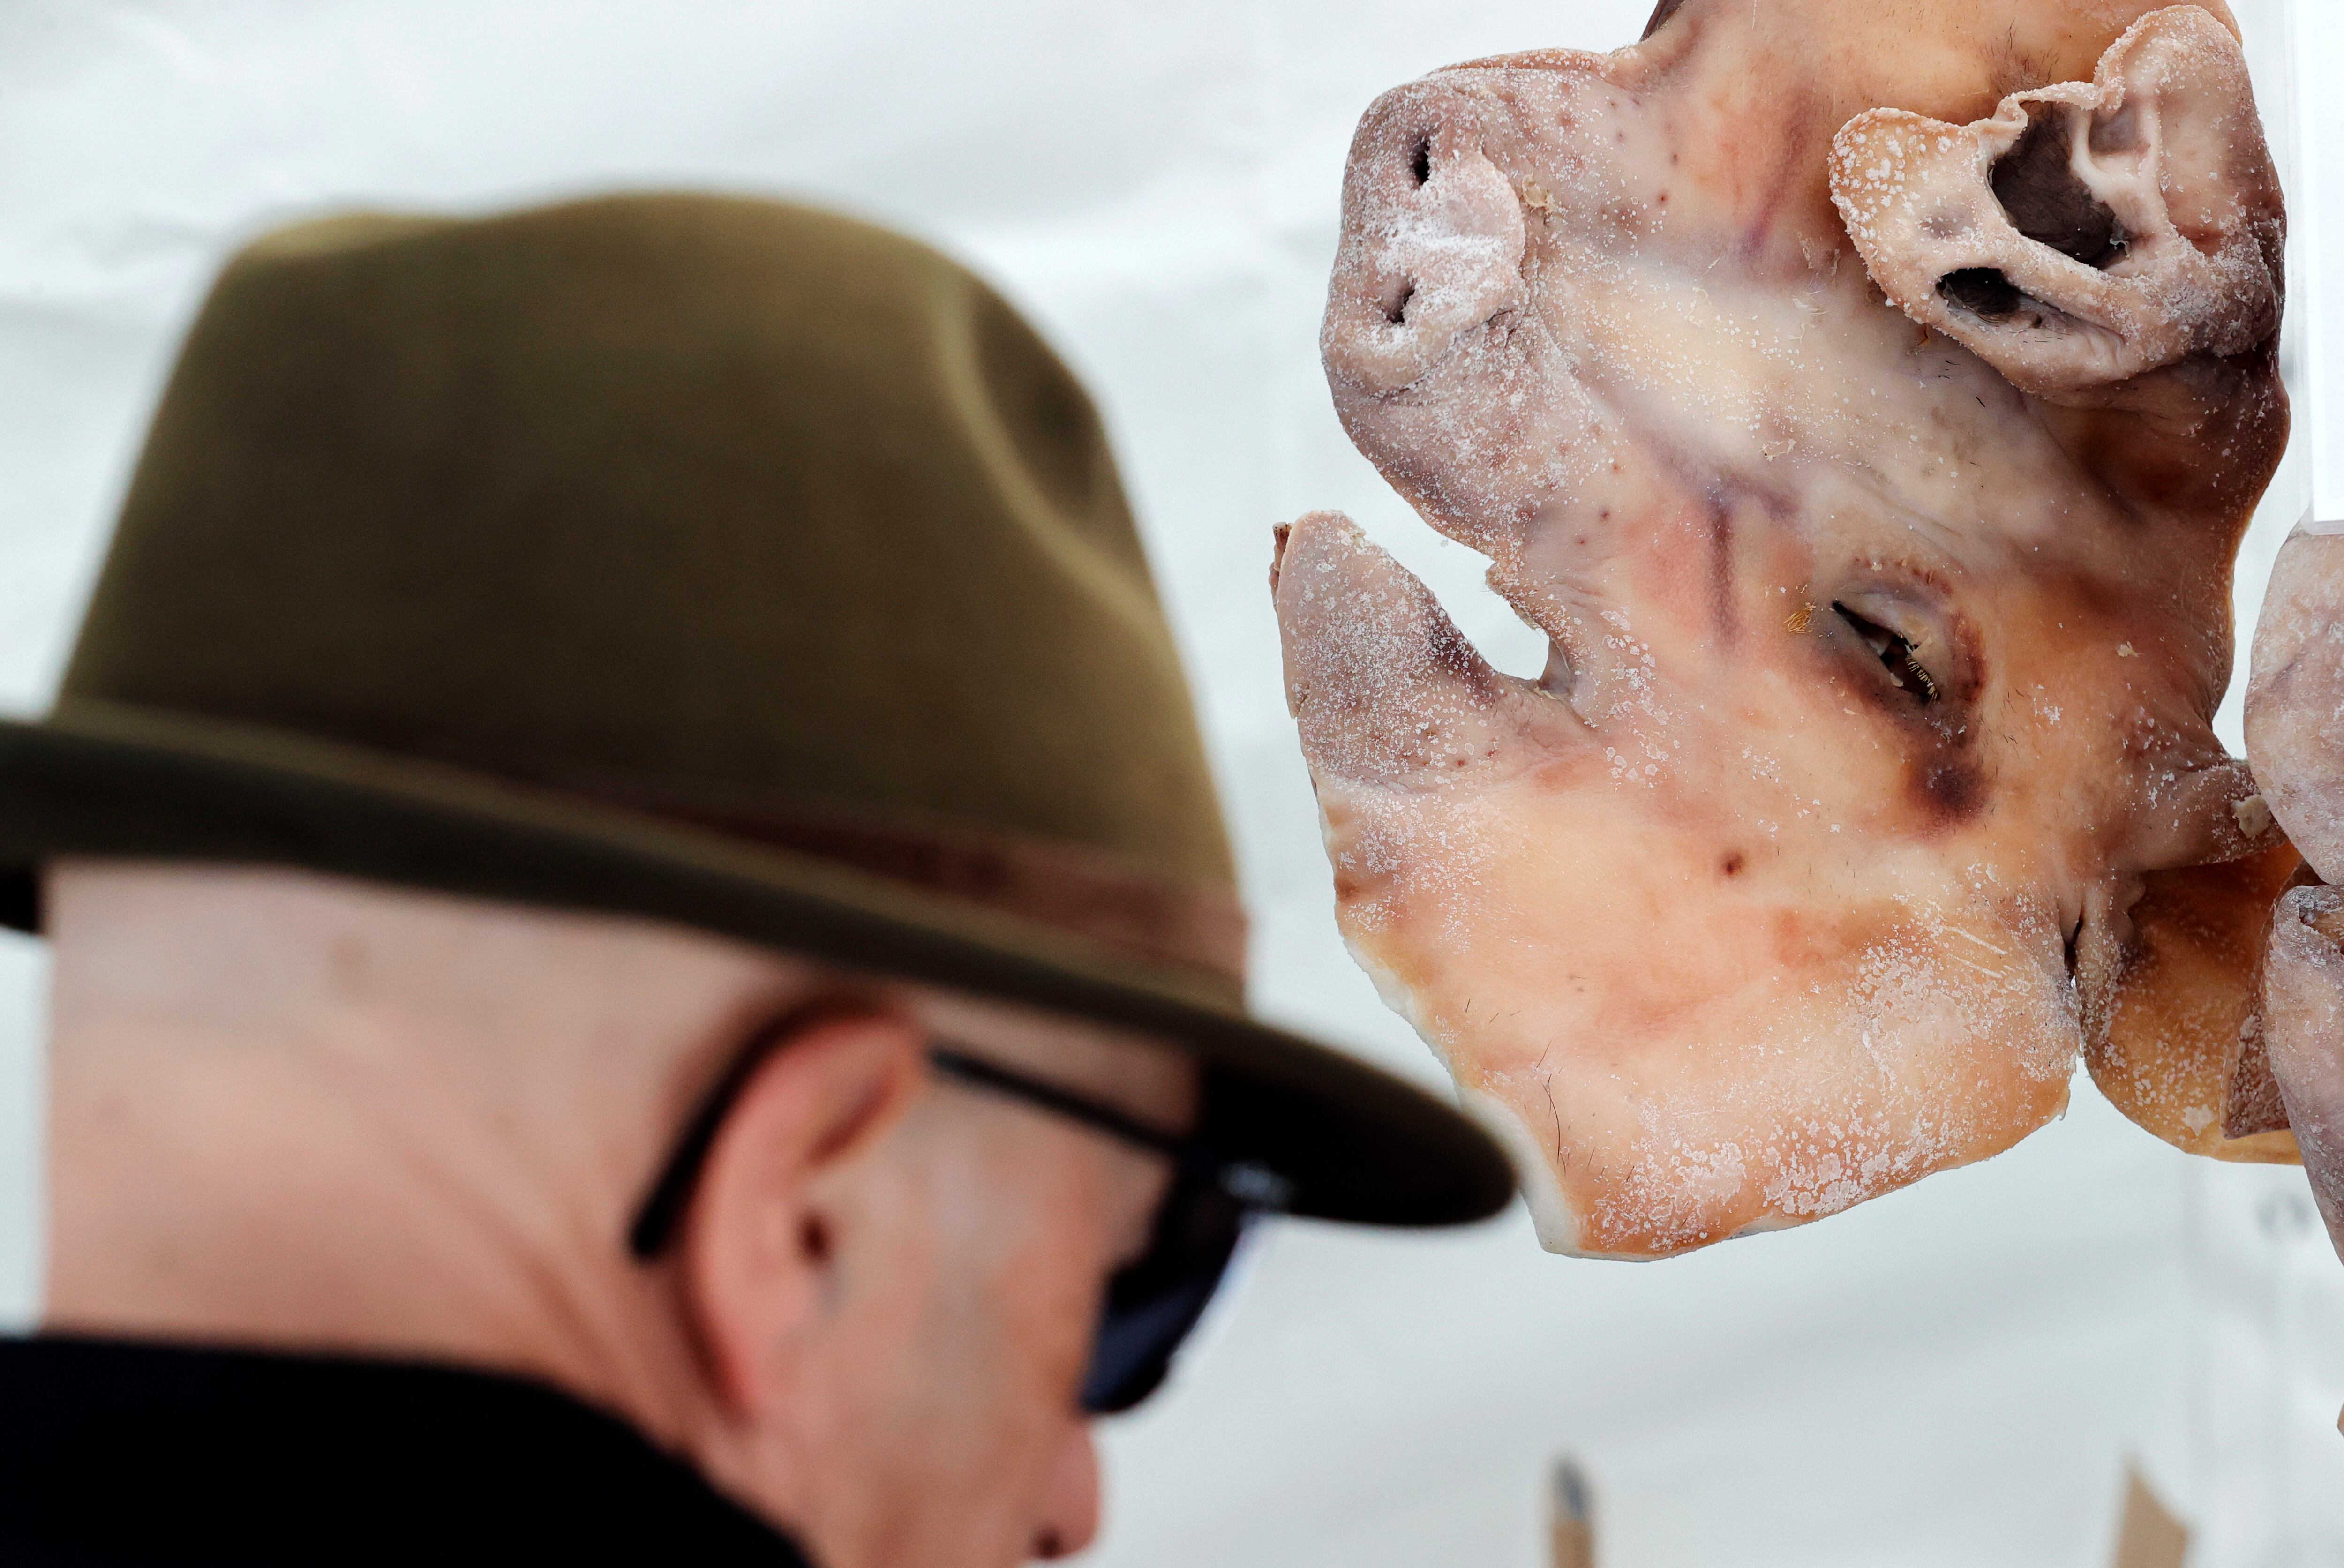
left=0, top=702, right=1515, bottom=1227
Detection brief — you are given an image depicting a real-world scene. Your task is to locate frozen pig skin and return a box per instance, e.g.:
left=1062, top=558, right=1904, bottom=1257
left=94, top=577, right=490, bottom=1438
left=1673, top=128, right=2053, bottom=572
left=2248, top=533, right=2344, bottom=888
left=2246, top=525, right=2344, bottom=1261
left=2254, top=886, right=2344, bottom=1258
left=1274, top=1, right=2291, bottom=1258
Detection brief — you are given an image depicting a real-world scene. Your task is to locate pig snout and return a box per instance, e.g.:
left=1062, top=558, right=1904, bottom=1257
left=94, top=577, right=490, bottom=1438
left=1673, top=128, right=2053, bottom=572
left=1322, top=81, right=1527, bottom=399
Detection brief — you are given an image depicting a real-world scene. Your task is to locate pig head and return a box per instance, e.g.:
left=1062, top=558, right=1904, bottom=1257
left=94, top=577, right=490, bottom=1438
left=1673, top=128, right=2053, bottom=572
left=2245, top=532, right=2344, bottom=1259
left=1274, top=1, right=2290, bottom=1257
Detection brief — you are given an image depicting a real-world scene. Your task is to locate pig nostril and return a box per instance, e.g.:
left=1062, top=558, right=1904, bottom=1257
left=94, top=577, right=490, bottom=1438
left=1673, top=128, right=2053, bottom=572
left=1938, top=268, right=2023, bottom=320
left=1409, top=135, right=1433, bottom=186
left=1382, top=281, right=1415, bottom=324
left=1992, top=107, right=2127, bottom=267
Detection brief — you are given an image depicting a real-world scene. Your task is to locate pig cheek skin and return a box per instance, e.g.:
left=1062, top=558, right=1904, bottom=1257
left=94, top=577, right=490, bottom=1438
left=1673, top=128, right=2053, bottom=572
left=1314, top=759, right=2082, bottom=1259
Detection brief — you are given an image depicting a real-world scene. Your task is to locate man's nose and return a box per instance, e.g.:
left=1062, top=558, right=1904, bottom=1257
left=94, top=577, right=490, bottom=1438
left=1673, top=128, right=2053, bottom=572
left=1322, top=75, right=1527, bottom=399
left=1029, top=1422, right=1101, bottom=1560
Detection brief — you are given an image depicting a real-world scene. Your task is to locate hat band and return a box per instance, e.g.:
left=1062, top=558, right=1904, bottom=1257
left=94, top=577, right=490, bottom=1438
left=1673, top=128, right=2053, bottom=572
left=631, top=798, right=1249, bottom=993
left=39, top=694, right=1249, bottom=996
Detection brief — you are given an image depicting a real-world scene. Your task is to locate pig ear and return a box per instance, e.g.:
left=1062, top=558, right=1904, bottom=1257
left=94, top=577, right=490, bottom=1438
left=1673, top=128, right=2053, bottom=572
left=2082, top=837, right=2307, bottom=1163
left=1271, top=512, right=1582, bottom=792
left=1828, top=6, right=2281, bottom=404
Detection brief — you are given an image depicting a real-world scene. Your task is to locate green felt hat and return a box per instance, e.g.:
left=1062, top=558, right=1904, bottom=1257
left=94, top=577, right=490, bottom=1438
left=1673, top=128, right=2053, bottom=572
left=0, top=192, right=1511, bottom=1227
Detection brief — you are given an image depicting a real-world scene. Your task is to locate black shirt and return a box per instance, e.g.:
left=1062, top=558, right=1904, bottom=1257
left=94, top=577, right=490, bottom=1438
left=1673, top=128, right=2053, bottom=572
left=0, top=1335, right=815, bottom=1566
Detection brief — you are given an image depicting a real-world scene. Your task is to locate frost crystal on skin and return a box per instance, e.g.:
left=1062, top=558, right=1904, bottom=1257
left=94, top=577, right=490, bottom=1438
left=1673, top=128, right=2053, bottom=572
left=1274, top=1, right=2294, bottom=1259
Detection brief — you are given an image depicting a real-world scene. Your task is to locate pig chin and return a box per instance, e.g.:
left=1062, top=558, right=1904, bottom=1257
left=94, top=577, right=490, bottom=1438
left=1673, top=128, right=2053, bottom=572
left=1280, top=2, right=2291, bottom=1256
left=1308, top=643, right=2087, bottom=1258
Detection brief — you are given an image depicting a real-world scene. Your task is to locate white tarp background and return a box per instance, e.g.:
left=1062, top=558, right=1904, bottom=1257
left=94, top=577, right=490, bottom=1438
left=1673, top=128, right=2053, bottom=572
left=0, top=2, right=2337, bottom=1563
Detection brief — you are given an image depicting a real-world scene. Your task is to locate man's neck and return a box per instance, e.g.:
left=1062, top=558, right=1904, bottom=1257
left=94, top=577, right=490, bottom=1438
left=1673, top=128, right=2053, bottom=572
left=33, top=860, right=830, bottom=1551
left=44, top=1013, right=708, bottom=1449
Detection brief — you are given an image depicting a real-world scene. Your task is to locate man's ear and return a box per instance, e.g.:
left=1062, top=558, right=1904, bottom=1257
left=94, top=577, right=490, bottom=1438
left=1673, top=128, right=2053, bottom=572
left=677, top=1009, right=926, bottom=1420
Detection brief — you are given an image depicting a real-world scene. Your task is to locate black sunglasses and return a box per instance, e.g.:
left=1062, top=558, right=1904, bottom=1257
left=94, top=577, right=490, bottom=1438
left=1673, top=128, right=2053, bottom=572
left=628, top=1013, right=1292, bottom=1415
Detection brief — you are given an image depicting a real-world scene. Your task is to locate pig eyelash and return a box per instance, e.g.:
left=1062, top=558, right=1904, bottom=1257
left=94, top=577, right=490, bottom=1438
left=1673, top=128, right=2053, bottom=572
left=1832, top=602, right=1941, bottom=705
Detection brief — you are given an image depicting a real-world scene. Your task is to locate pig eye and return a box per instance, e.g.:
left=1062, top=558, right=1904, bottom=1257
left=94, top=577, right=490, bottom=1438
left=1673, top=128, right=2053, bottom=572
left=1832, top=601, right=1941, bottom=705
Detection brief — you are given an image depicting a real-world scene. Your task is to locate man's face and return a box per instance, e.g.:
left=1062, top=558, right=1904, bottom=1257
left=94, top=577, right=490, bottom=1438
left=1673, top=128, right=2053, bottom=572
left=39, top=861, right=1202, bottom=1568
left=763, top=997, right=1194, bottom=1568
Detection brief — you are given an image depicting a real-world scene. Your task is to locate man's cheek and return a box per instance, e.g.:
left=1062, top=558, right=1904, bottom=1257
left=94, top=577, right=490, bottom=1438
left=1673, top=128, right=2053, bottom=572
left=1002, top=1162, right=1122, bottom=1399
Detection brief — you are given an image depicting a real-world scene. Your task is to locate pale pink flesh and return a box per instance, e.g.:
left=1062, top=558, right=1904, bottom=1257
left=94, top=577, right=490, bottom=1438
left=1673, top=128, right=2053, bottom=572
left=1277, top=1, right=2288, bottom=1257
